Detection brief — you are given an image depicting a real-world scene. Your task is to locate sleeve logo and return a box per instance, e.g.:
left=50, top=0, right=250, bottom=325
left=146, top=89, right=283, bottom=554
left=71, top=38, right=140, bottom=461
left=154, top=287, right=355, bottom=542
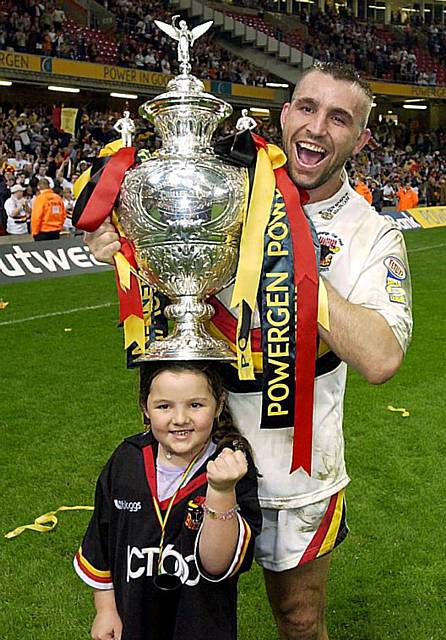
left=384, top=256, right=408, bottom=304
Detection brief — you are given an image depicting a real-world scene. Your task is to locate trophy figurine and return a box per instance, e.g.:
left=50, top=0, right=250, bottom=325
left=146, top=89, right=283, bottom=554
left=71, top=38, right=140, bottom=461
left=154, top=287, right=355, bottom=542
left=113, top=109, right=136, bottom=148
left=117, top=17, right=249, bottom=361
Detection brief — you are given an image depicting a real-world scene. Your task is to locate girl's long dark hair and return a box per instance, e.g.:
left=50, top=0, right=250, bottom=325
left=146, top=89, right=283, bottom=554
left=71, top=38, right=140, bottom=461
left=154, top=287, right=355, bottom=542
left=139, top=361, right=253, bottom=456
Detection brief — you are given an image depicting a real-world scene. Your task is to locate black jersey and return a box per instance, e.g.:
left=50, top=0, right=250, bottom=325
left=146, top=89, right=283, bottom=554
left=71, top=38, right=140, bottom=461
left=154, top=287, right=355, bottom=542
left=74, top=431, right=261, bottom=640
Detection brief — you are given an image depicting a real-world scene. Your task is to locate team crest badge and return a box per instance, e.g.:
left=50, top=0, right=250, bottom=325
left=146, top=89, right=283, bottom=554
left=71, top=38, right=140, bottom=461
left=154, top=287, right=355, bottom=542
left=185, top=496, right=205, bottom=530
left=318, top=233, right=344, bottom=271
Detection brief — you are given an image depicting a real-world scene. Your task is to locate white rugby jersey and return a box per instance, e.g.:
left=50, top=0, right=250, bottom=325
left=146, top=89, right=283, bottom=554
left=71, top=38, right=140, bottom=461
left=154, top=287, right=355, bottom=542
left=219, top=174, right=412, bottom=509
left=4, top=197, right=28, bottom=235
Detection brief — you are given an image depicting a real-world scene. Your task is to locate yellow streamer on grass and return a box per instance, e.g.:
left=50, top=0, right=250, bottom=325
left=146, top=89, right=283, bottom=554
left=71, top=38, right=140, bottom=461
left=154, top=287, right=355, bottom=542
left=5, top=505, right=93, bottom=539
left=387, top=405, right=410, bottom=418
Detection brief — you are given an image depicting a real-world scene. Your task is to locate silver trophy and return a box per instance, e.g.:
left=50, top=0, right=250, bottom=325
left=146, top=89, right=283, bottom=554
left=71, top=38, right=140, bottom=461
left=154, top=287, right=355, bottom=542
left=117, top=17, right=248, bottom=361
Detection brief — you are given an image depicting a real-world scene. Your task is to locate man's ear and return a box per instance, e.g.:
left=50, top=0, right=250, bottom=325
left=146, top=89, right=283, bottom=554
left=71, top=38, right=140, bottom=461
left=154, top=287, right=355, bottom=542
left=280, top=102, right=290, bottom=130
left=353, top=128, right=372, bottom=156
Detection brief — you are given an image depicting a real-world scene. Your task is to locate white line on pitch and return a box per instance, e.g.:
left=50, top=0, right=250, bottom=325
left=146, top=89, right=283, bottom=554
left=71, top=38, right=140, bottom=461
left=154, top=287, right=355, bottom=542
left=0, top=302, right=118, bottom=326
left=408, top=242, right=446, bottom=253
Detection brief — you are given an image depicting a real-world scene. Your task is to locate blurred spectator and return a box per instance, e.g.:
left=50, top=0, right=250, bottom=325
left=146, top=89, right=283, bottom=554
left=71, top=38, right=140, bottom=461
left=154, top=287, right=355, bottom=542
left=425, top=175, right=441, bottom=206
left=4, top=183, right=31, bottom=234
left=382, top=180, right=396, bottom=208
left=31, top=178, right=66, bottom=241
left=370, top=179, right=383, bottom=212
left=396, top=180, right=419, bottom=211
left=354, top=175, right=372, bottom=204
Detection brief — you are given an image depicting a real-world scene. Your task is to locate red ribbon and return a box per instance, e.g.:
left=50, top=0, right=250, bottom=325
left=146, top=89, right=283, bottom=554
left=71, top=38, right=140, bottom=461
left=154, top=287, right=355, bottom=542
left=77, top=147, right=136, bottom=232
left=114, top=238, right=144, bottom=324
left=249, top=134, right=319, bottom=474
left=276, top=167, right=318, bottom=475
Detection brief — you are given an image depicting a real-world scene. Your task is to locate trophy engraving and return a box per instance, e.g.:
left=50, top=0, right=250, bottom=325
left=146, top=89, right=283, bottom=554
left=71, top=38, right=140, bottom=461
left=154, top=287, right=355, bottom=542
left=117, top=17, right=248, bottom=361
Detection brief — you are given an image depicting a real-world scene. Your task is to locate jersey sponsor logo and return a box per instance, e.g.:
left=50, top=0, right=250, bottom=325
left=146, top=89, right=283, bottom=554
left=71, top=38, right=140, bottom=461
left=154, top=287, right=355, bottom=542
left=318, top=192, right=350, bottom=221
left=114, top=499, right=142, bottom=512
left=318, top=232, right=343, bottom=272
left=126, top=544, right=200, bottom=586
left=384, top=256, right=408, bottom=305
left=384, top=256, right=407, bottom=280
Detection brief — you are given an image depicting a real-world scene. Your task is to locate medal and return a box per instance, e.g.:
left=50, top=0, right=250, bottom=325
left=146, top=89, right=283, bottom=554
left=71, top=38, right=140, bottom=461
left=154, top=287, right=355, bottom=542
left=153, top=572, right=182, bottom=592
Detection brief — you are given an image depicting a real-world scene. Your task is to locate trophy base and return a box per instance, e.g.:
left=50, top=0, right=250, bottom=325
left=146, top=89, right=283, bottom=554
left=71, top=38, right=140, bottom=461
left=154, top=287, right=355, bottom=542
left=134, top=297, right=237, bottom=363
left=134, top=333, right=236, bottom=363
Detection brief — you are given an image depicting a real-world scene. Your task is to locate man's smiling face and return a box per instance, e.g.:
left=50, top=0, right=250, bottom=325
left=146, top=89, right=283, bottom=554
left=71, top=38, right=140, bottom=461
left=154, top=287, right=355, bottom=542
left=280, top=70, right=371, bottom=203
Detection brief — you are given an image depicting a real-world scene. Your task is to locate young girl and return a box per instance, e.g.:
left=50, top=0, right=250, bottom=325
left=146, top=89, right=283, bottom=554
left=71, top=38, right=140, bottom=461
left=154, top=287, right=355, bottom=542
left=74, top=361, right=261, bottom=640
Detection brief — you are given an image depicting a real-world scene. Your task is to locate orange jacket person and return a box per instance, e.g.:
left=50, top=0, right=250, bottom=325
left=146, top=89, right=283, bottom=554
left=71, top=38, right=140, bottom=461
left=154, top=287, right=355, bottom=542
left=396, top=184, right=418, bottom=211
left=31, top=179, right=66, bottom=241
left=354, top=179, right=372, bottom=205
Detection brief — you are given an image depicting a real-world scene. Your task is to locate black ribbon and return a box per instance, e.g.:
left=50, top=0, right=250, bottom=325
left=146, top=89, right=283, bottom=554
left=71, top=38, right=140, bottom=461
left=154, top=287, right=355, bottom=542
left=260, top=189, right=296, bottom=429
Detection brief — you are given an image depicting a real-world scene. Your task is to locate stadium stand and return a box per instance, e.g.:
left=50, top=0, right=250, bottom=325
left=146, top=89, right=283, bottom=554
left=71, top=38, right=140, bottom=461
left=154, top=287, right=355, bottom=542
left=219, top=4, right=444, bottom=85
left=2, top=2, right=446, bottom=236
left=0, top=0, right=269, bottom=84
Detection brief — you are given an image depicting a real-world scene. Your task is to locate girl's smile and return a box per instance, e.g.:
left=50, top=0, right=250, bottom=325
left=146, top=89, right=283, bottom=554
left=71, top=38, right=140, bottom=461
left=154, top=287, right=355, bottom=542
left=145, top=370, right=222, bottom=466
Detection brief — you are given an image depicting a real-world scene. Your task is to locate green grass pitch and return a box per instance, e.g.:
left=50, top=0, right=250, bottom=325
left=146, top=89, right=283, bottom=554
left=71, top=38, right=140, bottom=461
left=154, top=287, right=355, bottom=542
left=1, top=227, right=445, bottom=639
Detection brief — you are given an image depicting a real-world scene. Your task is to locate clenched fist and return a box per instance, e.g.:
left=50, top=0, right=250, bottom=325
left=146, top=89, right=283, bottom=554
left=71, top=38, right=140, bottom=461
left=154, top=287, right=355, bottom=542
left=206, top=447, right=248, bottom=493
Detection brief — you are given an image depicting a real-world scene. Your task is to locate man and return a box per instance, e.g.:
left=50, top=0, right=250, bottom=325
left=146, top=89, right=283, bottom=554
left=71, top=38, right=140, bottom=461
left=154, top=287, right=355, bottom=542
left=354, top=174, right=372, bottom=204
left=4, top=184, right=30, bottom=235
left=84, top=63, right=412, bottom=640
left=31, top=178, right=66, bottom=241
left=370, top=178, right=383, bottom=212
left=382, top=178, right=396, bottom=208
left=397, top=178, right=419, bottom=211
left=30, top=164, right=55, bottom=191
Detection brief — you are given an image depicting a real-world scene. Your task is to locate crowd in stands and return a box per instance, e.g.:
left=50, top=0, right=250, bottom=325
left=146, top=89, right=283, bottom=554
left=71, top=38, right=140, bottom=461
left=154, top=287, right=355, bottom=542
left=427, top=23, right=446, bottom=62
left=2, top=100, right=446, bottom=239
left=0, top=0, right=269, bottom=85
left=348, top=120, right=446, bottom=211
left=4, top=0, right=446, bottom=87
left=218, top=2, right=446, bottom=86
left=293, top=7, right=438, bottom=85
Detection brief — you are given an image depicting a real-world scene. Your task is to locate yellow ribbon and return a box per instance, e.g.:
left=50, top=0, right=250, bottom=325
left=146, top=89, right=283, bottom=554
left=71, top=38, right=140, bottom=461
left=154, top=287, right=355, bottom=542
left=387, top=405, right=410, bottom=418
left=124, top=314, right=146, bottom=352
left=318, top=277, right=330, bottom=331
left=114, top=251, right=131, bottom=291
left=229, top=143, right=287, bottom=380
left=230, top=144, right=287, bottom=312
left=5, top=505, right=94, bottom=539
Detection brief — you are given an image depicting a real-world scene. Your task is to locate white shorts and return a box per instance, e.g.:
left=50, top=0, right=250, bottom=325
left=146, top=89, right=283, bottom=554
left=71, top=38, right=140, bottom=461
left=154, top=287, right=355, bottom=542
left=255, top=489, right=348, bottom=572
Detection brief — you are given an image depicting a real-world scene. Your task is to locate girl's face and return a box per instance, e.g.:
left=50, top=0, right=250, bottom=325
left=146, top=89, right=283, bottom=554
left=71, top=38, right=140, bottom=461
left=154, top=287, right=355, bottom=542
left=145, top=370, right=222, bottom=465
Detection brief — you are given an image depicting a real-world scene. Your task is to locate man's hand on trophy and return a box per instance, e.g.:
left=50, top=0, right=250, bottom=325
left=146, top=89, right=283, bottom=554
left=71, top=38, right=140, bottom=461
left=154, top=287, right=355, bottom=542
left=84, top=218, right=121, bottom=264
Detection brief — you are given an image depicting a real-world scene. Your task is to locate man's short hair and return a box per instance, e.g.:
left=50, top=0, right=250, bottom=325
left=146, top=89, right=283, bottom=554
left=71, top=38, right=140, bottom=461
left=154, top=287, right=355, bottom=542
left=294, top=61, right=373, bottom=129
left=38, top=178, right=50, bottom=189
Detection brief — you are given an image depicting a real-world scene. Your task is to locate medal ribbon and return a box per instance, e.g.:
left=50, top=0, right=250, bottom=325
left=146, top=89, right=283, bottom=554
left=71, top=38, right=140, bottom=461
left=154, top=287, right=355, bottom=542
left=151, top=452, right=202, bottom=576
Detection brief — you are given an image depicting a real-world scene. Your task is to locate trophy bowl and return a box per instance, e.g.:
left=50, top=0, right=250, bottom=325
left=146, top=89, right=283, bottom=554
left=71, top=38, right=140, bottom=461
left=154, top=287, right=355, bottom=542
left=117, top=48, right=248, bottom=361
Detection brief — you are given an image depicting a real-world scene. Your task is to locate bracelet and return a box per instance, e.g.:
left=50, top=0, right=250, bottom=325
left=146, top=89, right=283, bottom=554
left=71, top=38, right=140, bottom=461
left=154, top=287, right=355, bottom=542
left=202, top=503, right=240, bottom=521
